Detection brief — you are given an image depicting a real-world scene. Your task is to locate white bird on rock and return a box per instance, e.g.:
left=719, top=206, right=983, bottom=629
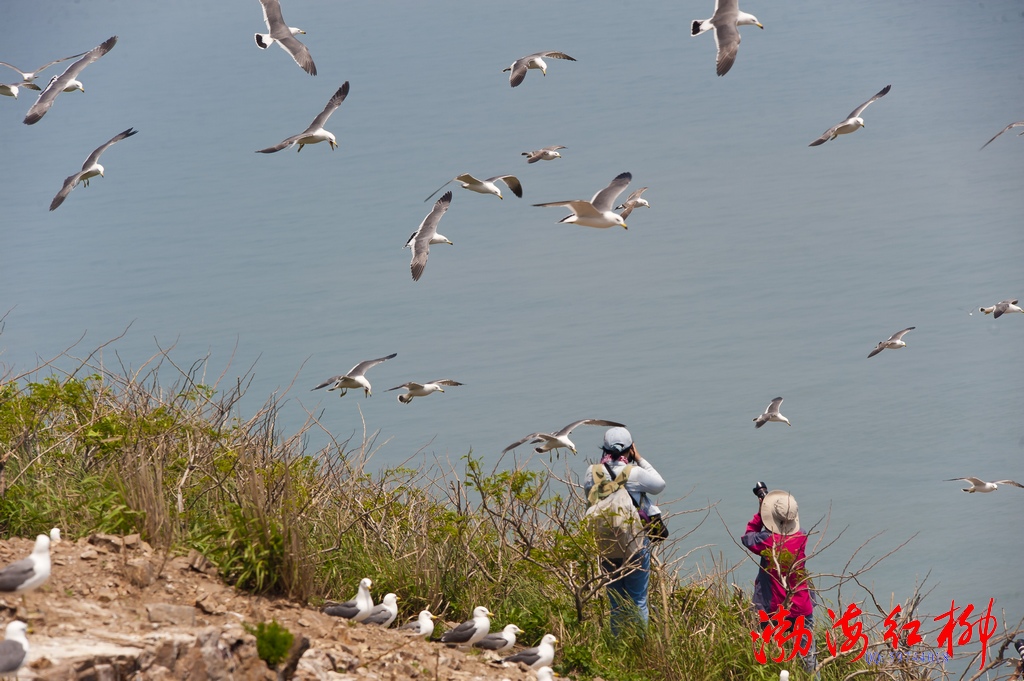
left=363, top=593, right=400, bottom=627
left=398, top=610, right=438, bottom=638
left=474, top=624, right=523, bottom=653
left=0, top=535, right=51, bottom=596
left=439, top=606, right=493, bottom=647
left=0, top=621, right=28, bottom=677
left=322, top=577, right=374, bottom=621
left=500, top=633, right=558, bottom=669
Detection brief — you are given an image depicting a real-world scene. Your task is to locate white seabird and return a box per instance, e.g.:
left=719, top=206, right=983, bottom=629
left=779, top=672, right=790, bottom=681
left=809, top=85, right=891, bottom=146
left=946, top=477, right=1024, bottom=494
left=616, top=187, right=650, bottom=220
left=386, top=379, right=463, bottom=404
left=254, top=0, right=317, bottom=76
left=49, top=127, right=138, bottom=211
left=522, top=146, right=565, bottom=164
left=691, top=0, right=763, bottom=77
left=979, top=299, right=1022, bottom=319
left=398, top=610, right=438, bottom=638
left=425, top=174, right=523, bottom=202
left=407, top=191, right=454, bottom=282
left=439, top=606, right=493, bottom=647
left=474, top=624, right=523, bottom=653
left=24, top=36, right=118, bottom=125
left=0, top=51, right=86, bottom=83
left=534, top=172, right=633, bottom=229
left=0, top=621, right=28, bottom=676
left=980, top=121, right=1024, bottom=150
left=363, top=593, right=400, bottom=627
left=753, top=397, right=790, bottom=428
left=500, top=633, right=558, bottom=669
left=49, top=528, right=61, bottom=544
left=503, top=51, right=576, bottom=87
left=0, top=81, right=39, bottom=99
left=502, top=419, right=626, bottom=456
left=536, top=667, right=559, bottom=681
left=867, top=326, right=914, bottom=358
left=256, top=82, right=349, bottom=153
left=312, top=353, right=397, bottom=397
left=322, top=577, right=374, bottom=621
left=0, top=535, right=51, bottom=595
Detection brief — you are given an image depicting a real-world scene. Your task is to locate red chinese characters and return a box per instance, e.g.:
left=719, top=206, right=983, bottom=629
left=934, top=598, right=997, bottom=669
left=750, top=608, right=814, bottom=664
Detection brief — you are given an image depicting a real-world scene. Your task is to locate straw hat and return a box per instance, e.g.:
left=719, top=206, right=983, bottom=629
left=761, top=490, right=800, bottom=535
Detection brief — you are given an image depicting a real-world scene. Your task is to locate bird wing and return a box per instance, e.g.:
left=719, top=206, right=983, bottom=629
left=619, top=187, right=648, bottom=207
left=713, top=22, right=742, bottom=76
left=590, top=172, right=632, bottom=212
left=322, top=599, right=360, bottom=618
left=305, top=82, right=349, bottom=132
left=260, top=0, right=287, bottom=33
left=539, top=51, right=576, bottom=62
left=994, top=480, right=1024, bottom=488
left=502, top=646, right=541, bottom=666
left=0, top=639, right=26, bottom=671
left=847, top=84, right=891, bottom=119
left=765, top=397, right=783, bottom=415
left=507, top=58, right=530, bottom=87
left=348, top=352, right=398, bottom=378
left=502, top=433, right=543, bottom=453
left=311, top=375, right=344, bottom=391
left=533, top=200, right=601, bottom=218
left=867, top=344, right=885, bottom=358
left=809, top=125, right=840, bottom=147
left=277, top=35, right=317, bottom=76
left=473, top=633, right=511, bottom=650
left=411, top=191, right=452, bottom=281
left=362, top=604, right=394, bottom=626
left=0, top=61, right=26, bottom=78
left=0, top=558, right=35, bottom=592
left=255, top=133, right=303, bottom=154
left=543, top=145, right=566, bottom=152
left=24, top=36, right=117, bottom=125
left=619, top=202, right=636, bottom=219
left=0, top=51, right=86, bottom=80
left=386, top=382, right=421, bottom=392
left=454, top=173, right=482, bottom=185
left=490, top=175, right=523, bottom=198
left=82, top=127, right=138, bottom=170
left=555, top=419, right=625, bottom=437
left=888, top=327, right=915, bottom=342
left=980, top=121, right=1024, bottom=150
left=429, top=379, right=463, bottom=387
left=440, top=618, right=479, bottom=643
left=49, top=170, right=87, bottom=211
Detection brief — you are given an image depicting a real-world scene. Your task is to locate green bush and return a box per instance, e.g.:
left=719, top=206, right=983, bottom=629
left=244, top=619, right=294, bottom=667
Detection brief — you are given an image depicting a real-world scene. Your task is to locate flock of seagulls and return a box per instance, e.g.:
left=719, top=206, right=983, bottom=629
left=0, top=531, right=59, bottom=676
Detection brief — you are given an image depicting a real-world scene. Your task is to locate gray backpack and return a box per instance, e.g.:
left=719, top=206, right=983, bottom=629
left=585, top=463, right=644, bottom=560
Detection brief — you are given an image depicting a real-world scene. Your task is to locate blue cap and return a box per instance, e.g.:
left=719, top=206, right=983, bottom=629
left=602, top=427, right=633, bottom=454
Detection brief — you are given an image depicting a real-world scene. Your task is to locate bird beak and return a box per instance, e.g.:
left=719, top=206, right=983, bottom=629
left=430, top=614, right=439, bottom=620
left=621, top=222, right=628, bottom=229
left=756, top=22, right=764, bottom=28
left=498, top=195, right=503, bottom=200
left=486, top=610, right=495, bottom=617
left=438, top=388, right=445, bottom=393
left=299, top=30, right=307, bottom=34
left=542, top=69, right=547, bottom=76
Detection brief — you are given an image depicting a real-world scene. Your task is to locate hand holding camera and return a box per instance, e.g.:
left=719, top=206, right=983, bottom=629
left=752, top=481, right=768, bottom=500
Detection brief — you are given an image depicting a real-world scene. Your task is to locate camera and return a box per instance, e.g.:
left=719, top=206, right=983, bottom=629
left=752, top=481, right=768, bottom=500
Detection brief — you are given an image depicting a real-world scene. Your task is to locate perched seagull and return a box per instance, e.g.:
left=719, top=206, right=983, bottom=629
left=254, top=0, right=316, bottom=75
left=256, top=82, right=349, bottom=153
left=0, top=51, right=86, bottom=83
left=398, top=610, right=438, bottom=638
left=980, top=121, right=1024, bottom=150
left=0, top=535, right=51, bottom=596
left=502, top=419, right=627, bottom=456
left=322, top=577, right=374, bottom=621
left=24, top=36, right=118, bottom=125
left=312, top=353, right=397, bottom=397
left=500, top=633, right=558, bottom=669
left=425, top=174, right=523, bottom=202
left=691, top=0, right=763, bottom=76
left=945, top=477, right=1024, bottom=494
left=503, top=51, right=576, bottom=87
left=534, top=172, right=633, bottom=229
left=779, top=672, right=790, bottom=681
left=522, top=146, right=565, bottom=164
left=363, top=593, right=400, bottom=627
left=753, top=397, right=790, bottom=429
left=407, top=191, right=454, bottom=282
left=0, top=81, right=39, bottom=99
left=0, top=621, right=28, bottom=677
left=616, top=187, right=650, bottom=220
left=809, top=85, right=892, bottom=146
left=49, top=127, right=138, bottom=211
left=867, top=327, right=915, bottom=358
left=536, top=667, right=559, bottom=681
left=49, top=528, right=61, bottom=544
left=474, top=624, right=523, bottom=653
left=979, top=299, right=1022, bottom=319
left=386, top=379, right=463, bottom=404
left=439, top=606, right=493, bottom=647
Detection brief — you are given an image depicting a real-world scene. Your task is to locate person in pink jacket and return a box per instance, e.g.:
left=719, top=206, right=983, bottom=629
left=742, top=488, right=817, bottom=673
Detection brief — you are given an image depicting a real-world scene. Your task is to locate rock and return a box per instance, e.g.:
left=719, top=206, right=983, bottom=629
left=80, top=548, right=99, bottom=561
left=88, top=533, right=127, bottom=552
left=146, top=603, right=196, bottom=626
left=126, top=557, right=158, bottom=588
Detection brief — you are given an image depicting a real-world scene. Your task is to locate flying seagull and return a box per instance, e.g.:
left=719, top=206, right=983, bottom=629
left=312, top=353, right=397, bottom=397
left=24, top=36, right=118, bottom=125
left=0, top=51, right=86, bottom=83
left=945, top=477, right=1024, bottom=494
left=980, top=121, right=1024, bottom=150
left=979, top=299, right=1022, bottom=319
left=0, top=81, right=39, bottom=99
left=616, top=187, right=650, bottom=220
left=386, top=379, right=463, bottom=404
left=254, top=0, right=316, bottom=76
left=49, top=127, right=138, bottom=211
left=256, top=82, right=349, bottom=153
left=398, top=610, right=438, bottom=638
left=691, top=0, right=763, bottom=77
left=407, top=191, right=454, bottom=281
left=425, top=174, right=523, bottom=202
left=503, top=419, right=627, bottom=456
left=534, top=171, right=633, bottom=229
left=474, top=624, right=523, bottom=653
left=753, top=397, right=790, bottom=428
left=867, top=327, right=914, bottom=358
left=500, top=633, right=558, bottom=669
left=322, top=577, right=374, bottom=621
left=522, top=146, right=565, bottom=164
left=0, top=621, right=28, bottom=677
left=363, top=593, right=400, bottom=627
left=809, top=85, right=891, bottom=146
left=439, top=606, right=493, bottom=647
left=504, top=51, right=576, bottom=87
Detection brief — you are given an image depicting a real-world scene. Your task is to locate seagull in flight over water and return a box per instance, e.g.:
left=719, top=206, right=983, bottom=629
left=503, top=51, right=576, bottom=87
left=534, top=172, right=633, bottom=229
left=23, top=36, right=118, bottom=125
left=867, top=327, right=914, bottom=358
left=945, top=477, right=1024, bottom=494
left=312, top=353, right=397, bottom=397
left=256, top=82, right=348, bottom=152
left=809, top=85, right=891, bottom=146
left=753, top=397, right=790, bottom=428
left=691, top=0, right=763, bottom=76
left=254, top=0, right=317, bottom=75
left=503, top=419, right=627, bottom=456
left=49, top=128, right=138, bottom=211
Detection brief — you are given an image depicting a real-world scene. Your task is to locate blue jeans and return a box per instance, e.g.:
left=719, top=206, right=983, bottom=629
left=602, top=542, right=650, bottom=635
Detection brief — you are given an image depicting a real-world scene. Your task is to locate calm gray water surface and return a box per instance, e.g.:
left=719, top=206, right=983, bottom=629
left=2, top=0, right=1023, bottom=667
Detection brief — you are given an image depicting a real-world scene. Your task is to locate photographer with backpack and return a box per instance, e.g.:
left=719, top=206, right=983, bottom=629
left=583, top=427, right=666, bottom=634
